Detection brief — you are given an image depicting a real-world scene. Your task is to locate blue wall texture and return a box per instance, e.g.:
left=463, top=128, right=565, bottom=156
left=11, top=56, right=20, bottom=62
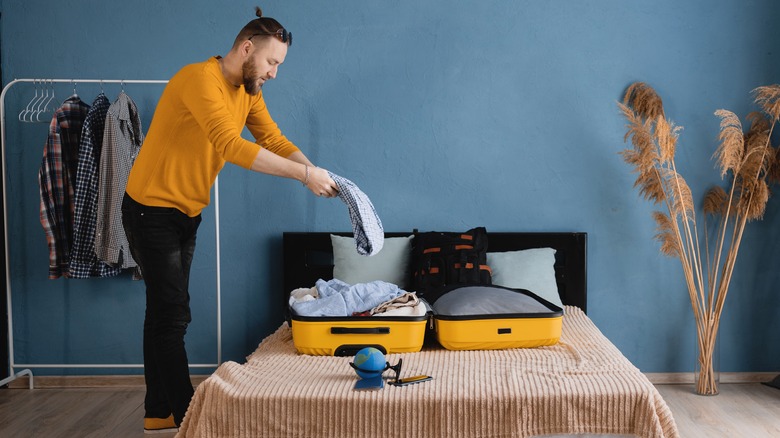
left=1, top=0, right=778, bottom=375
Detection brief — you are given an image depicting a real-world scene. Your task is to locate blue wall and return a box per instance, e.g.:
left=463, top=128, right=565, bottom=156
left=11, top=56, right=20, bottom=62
left=1, top=0, right=778, bottom=375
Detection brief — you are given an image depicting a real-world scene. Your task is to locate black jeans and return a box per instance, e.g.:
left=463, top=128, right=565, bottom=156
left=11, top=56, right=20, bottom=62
left=121, top=193, right=202, bottom=426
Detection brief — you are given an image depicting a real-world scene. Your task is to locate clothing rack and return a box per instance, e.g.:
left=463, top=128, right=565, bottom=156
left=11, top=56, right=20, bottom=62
left=0, top=78, right=224, bottom=389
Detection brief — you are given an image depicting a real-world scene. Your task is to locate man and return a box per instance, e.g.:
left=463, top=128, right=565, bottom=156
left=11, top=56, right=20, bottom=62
left=122, top=7, right=336, bottom=434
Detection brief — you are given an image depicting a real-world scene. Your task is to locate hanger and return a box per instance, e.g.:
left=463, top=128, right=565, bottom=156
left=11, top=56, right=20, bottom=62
left=35, top=80, right=56, bottom=123
left=46, top=80, right=57, bottom=116
left=31, top=82, right=49, bottom=122
left=17, top=80, right=58, bottom=123
left=23, top=79, right=54, bottom=123
left=18, top=79, right=41, bottom=122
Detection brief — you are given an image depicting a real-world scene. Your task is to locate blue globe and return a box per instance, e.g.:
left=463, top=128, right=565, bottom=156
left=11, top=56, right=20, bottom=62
left=352, top=347, right=386, bottom=379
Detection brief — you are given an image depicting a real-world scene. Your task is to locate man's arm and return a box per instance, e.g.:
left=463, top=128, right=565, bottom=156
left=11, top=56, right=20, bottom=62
left=285, top=150, right=314, bottom=167
left=250, top=148, right=337, bottom=197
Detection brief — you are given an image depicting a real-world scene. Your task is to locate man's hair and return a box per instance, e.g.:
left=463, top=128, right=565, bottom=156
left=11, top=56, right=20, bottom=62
left=233, top=6, right=285, bottom=49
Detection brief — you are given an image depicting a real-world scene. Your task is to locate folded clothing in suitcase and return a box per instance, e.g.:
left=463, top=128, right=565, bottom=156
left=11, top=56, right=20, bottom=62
left=288, top=282, right=429, bottom=356
left=432, top=285, right=563, bottom=350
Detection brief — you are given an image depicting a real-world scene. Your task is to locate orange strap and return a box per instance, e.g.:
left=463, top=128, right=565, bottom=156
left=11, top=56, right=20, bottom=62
left=424, top=264, right=491, bottom=275
left=423, top=244, right=474, bottom=254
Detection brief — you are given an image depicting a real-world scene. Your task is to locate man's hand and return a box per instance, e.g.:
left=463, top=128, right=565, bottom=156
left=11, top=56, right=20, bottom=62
left=305, top=166, right=338, bottom=198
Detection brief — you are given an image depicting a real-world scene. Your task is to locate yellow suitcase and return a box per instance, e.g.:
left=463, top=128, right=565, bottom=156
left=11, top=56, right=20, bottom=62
left=289, top=313, right=428, bottom=356
left=432, top=285, right=563, bottom=351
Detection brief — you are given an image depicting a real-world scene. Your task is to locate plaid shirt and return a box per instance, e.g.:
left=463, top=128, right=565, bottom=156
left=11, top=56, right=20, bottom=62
left=39, top=95, right=90, bottom=279
left=329, top=171, right=384, bottom=256
left=95, top=92, right=143, bottom=268
left=70, top=93, right=122, bottom=278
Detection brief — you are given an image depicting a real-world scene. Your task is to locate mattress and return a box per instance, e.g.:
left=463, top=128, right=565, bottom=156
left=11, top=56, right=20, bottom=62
left=178, top=306, right=679, bottom=438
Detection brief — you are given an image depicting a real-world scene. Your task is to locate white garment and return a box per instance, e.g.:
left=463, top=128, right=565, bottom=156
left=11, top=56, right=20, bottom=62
left=95, top=92, right=144, bottom=268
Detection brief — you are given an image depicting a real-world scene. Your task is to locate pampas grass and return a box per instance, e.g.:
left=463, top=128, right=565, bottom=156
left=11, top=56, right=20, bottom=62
left=620, top=82, right=780, bottom=395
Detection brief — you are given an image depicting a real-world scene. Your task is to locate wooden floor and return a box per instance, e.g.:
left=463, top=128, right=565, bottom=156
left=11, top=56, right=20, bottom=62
left=655, top=383, right=780, bottom=437
left=1, top=383, right=779, bottom=437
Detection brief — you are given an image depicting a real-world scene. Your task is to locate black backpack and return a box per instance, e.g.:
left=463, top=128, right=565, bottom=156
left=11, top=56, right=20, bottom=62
left=411, top=227, right=492, bottom=303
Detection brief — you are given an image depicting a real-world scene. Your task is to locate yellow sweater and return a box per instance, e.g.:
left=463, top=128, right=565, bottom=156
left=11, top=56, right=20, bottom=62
left=126, top=57, right=300, bottom=216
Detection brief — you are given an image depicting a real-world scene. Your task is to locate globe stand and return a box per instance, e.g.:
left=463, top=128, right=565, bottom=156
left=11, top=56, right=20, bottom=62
left=354, top=375, right=385, bottom=391
left=349, top=347, right=402, bottom=391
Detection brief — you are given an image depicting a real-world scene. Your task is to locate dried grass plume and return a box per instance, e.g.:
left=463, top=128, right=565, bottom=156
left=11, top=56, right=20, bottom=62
left=619, top=81, right=779, bottom=395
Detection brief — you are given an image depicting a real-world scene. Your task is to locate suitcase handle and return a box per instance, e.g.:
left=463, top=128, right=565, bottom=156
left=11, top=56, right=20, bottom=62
left=335, top=344, right=387, bottom=356
left=331, top=327, right=390, bottom=335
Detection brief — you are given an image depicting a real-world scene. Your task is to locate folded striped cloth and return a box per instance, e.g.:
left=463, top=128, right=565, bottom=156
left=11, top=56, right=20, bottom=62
left=329, top=171, right=384, bottom=256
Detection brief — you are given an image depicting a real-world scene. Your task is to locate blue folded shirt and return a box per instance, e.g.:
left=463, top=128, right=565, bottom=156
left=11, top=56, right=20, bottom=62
left=291, top=279, right=405, bottom=317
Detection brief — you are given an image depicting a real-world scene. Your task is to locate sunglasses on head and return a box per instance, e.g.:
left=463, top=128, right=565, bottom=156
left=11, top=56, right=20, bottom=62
left=250, top=28, right=292, bottom=46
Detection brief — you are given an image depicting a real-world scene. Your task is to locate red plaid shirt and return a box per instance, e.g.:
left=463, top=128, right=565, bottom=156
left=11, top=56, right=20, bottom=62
left=38, top=95, right=90, bottom=279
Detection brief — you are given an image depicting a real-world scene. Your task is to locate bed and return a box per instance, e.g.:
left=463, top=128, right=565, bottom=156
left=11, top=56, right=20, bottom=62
left=177, top=232, right=679, bottom=438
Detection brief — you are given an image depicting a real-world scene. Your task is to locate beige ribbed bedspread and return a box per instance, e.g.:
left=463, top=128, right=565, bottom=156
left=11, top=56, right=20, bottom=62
left=178, top=307, right=679, bottom=438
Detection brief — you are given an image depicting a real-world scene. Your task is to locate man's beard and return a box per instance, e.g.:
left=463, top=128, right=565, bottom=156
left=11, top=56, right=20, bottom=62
left=242, top=59, right=263, bottom=95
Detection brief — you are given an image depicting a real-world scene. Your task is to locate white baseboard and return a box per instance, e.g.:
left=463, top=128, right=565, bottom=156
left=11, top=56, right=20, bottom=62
left=6, top=374, right=210, bottom=389
left=645, top=372, right=779, bottom=384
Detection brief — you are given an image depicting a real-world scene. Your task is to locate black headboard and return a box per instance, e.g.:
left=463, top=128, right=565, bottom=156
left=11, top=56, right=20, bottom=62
left=282, top=232, right=588, bottom=313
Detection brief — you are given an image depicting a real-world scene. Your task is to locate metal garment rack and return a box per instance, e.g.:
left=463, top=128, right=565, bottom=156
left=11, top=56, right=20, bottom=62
left=0, top=78, right=223, bottom=389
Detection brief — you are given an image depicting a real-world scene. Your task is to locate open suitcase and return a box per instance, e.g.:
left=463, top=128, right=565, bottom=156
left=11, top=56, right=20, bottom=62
left=283, top=232, right=430, bottom=356
left=431, top=285, right=563, bottom=350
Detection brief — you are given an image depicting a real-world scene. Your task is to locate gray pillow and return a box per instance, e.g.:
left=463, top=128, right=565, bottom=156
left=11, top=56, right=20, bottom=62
left=331, top=234, right=413, bottom=287
left=487, top=248, right=563, bottom=308
left=433, top=285, right=554, bottom=316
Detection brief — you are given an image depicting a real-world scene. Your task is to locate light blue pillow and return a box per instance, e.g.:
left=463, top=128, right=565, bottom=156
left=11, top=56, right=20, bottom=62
left=331, top=234, right=413, bottom=288
left=486, top=248, right=563, bottom=308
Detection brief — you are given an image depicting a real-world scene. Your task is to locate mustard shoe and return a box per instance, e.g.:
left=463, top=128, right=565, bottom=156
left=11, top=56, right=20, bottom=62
left=144, top=414, right=178, bottom=434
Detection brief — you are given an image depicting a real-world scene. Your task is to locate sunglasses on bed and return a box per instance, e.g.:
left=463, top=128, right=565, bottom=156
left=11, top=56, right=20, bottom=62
left=250, top=28, right=292, bottom=46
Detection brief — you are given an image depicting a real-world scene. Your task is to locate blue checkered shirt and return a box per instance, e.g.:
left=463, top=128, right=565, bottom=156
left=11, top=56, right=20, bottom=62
left=70, top=93, right=122, bottom=278
left=329, top=172, right=384, bottom=256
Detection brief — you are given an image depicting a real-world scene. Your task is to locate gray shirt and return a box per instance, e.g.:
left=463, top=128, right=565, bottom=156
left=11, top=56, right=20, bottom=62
left=95, top=92, right=143, bottom=268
